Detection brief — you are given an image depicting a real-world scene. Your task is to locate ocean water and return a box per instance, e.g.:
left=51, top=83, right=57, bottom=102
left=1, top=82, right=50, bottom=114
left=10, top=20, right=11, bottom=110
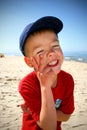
left=64, top=51, right=87, bottom=63
left=3, top=51, right=87, bottom=63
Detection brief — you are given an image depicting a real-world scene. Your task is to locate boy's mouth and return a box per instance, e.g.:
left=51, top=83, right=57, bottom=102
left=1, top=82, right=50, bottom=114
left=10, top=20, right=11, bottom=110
left=48, top=60, right=59, bottom=67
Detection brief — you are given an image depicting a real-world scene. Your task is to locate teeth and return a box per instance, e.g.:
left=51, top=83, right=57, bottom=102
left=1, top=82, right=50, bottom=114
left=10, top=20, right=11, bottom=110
left=48, top=60, right=57, bottom=65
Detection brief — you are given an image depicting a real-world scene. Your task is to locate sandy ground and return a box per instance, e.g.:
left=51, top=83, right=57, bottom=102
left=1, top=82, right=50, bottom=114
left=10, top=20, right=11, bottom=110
left=0, top=56, right=87, bottom=130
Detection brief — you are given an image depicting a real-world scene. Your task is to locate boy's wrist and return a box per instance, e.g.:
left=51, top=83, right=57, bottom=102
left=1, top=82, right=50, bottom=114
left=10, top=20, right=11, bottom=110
left=40, top=85, right=52, bottom=92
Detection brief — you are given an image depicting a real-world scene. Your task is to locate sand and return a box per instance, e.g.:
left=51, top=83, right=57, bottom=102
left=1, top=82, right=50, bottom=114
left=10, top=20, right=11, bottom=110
left=0, top=56, right=87, bottom=130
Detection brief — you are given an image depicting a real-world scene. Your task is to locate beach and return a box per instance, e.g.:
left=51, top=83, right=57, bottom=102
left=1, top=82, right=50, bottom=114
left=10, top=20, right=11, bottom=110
left=0, top=56, right=87, bottom=130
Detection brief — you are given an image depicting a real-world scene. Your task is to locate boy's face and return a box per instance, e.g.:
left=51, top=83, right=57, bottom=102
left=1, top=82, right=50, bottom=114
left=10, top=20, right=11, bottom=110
left=24, top=30, right=64, bottom=74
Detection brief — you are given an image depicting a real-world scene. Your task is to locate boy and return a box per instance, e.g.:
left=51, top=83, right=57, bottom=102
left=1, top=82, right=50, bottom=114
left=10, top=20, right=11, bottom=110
left=19, top=16, right=75, bottom=130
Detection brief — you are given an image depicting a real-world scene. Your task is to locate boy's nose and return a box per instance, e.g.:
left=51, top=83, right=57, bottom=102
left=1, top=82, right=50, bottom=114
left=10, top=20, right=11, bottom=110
left=47, top=51, right=55, bottom=59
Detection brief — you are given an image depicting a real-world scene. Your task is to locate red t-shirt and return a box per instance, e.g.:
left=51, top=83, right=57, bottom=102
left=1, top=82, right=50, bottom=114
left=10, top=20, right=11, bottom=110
left=19, top=70, right=75, bottom=130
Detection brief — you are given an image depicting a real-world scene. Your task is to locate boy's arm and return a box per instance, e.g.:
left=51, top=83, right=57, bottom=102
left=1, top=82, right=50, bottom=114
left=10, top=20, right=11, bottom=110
left=30, top=57, right=57, bottom=130
left=37, top=85, right=57, bottom=130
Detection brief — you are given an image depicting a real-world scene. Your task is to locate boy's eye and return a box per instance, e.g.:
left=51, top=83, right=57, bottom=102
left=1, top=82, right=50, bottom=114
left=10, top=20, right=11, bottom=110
left=52, top=45, right=60, bottom=49
left=36, top=50, right=44, bottom=55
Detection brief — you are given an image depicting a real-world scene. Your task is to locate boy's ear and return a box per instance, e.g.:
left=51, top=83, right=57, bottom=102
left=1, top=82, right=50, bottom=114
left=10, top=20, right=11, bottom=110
left=24, top=57, right=33, bottom=68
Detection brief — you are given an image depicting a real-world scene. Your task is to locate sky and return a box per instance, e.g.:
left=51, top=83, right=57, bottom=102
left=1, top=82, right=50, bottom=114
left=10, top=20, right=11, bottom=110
left=0, top=0, right=87, bottom=55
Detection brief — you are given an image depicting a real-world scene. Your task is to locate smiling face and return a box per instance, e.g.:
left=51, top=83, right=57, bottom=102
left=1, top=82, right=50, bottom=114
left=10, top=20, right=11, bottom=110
left=24, top=29, right=64, bottom=74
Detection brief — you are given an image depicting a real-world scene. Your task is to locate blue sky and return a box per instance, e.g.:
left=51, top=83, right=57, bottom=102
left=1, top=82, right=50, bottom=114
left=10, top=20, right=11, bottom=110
left=0, top=0, right=87, bottom=55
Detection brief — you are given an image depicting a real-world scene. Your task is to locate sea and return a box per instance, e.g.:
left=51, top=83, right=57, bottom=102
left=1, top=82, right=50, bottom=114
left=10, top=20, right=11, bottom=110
left=64, top=51, right=87, bottom=63
left=3, top=51, right=87, bottom=63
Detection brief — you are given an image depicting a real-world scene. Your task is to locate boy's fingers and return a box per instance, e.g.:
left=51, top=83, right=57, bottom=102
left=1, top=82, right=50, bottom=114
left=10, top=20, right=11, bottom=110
left=39, top=55, right=47, bottom=73
left=30, top=57, right=38, bottom=71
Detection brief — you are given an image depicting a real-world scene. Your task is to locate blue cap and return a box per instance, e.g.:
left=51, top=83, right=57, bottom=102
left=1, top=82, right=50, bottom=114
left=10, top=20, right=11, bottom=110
left=19, top=16, right=63, bottom=55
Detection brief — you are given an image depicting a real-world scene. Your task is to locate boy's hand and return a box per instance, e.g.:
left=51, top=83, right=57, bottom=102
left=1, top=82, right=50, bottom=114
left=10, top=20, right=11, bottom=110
left=31, top=56, right=56, bottom=88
